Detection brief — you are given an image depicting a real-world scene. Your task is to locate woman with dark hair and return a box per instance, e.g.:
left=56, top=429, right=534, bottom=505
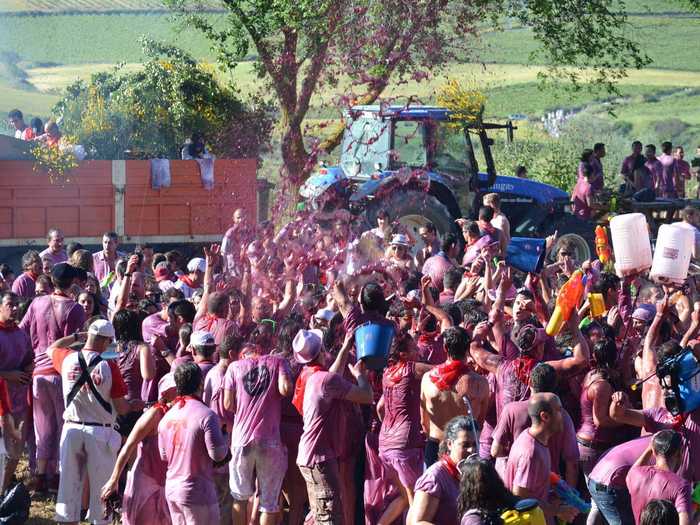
left=577, top=338, right=624, bottom=477
left=84, top=273, right=108, bottom=315
left=640, top=499, right=679, bottom=525
left=409, top=416, right=478, bottom=525
left=376, top=330, right=433, bottom=524
left=271, top=316, right=308, bottom=525
left=77, top=291, right=99, bottom=317
left=113, top=308, right=156, bottom=437
left=457, top=459, right=518, bottom=525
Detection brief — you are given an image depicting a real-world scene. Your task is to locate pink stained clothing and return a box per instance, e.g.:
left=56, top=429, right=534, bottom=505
left=379, top=361, right=425, bottom=452
left=0, top=326, right=33, bottom=414
left=589, top=156, right=605, bottom=192
left=439, top=289, right=456, bottom=304
left=167, top=499, right=220, bottom=525
left=577, top=376, right=621, bottom=446
left=193, top=315, right=237, bottom=346
left=643, top=406, right=700, bottom=482
left=626, top=465, right=691, bottom=523
left=621, top=154, right=641, bottom=179
left=378, top=447, right=424, bottom=490
left=422, top=253, right=455, bottom=291
left=157, top=397, right=227, bottom=507
left=589, top=436, right=652, bottom=488
left=39, top=248, right=67, bottom=266
left=658, top=153, right=678, bottom=197
left=492, top=400, right=578, bottom=473
left=203, top=363, right=233, bottom=428
left=645, top=158, right=664, bottom=194
left=20, top=293, right=85, bottom=375
left=463, top=235, right=493, bottom=266
left=141, top=312, right=178, bottom=351
left=343, top=304, right=397, bottom=336
left=504, top=429, right=551, bottom=504
left=296, top=370, right=353, bottom=467
left=223, top=355, right=288, bottom=447
left=116, top=341, right=145, bottom=401
left=92, top=250, right=125, bottom=285
left=364, top=431, right=401, bottom=525
left=122, top=433, right=170, bottom=525
left=32, top=374, right=64, bottom=463
left=571, top=176, right=592, bottom=220
left=417, top=333, right=446, bottom=365
left=495, top=358, right=531, bottom=418
left=676, top=159, right=692, bottom=197
left=11, top=272, right=36, bottom=298
left=414, top=460, right=460, bottom=525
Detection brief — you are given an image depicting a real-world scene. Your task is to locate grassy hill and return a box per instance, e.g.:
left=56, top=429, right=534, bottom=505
left=1, top=0, right=700, bottom=154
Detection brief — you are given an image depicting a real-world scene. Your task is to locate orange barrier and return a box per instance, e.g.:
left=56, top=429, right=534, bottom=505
left=0, top=159, right=259, bottom=246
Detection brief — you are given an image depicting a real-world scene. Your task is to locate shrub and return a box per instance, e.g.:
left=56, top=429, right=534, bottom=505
left=52, top=38, right=274, bottom=160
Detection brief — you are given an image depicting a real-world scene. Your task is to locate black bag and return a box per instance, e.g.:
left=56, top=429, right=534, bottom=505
left=0, top=482, right=30, bottom=524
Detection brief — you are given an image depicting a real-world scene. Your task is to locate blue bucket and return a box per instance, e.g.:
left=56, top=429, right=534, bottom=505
left=506, top=237, right=547, bottom=274
left=355, top=322, right=394, bottom=370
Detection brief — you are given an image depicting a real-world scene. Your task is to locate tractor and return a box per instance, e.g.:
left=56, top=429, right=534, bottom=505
left=300, top=105, right=595, bottom=260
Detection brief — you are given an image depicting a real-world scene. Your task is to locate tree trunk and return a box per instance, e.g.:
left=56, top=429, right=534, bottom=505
left=277, top=117, right=313, bottom=219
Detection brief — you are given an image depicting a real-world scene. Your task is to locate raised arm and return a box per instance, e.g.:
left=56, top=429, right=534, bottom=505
left=196, top=244, right=220, bottom=320
left=641, top=296, right=669, bottom=409
left=420, top=275, right=452, bottom=333
left=489, top=265, right=512, bottom=349
left=113, top=255, right=140, bottom=315
left=469, top=322, right=501, bottom=375
left=332, top=280, right=353, bottom=318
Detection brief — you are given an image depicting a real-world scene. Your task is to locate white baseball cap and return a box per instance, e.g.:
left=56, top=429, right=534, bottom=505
left=191, top=331, right=215, bottom=347
left=187, top=257, right=206, bottom=273
left=88, top=319, right=115, bottom=339
left=292, top=329, right=324, bottom=364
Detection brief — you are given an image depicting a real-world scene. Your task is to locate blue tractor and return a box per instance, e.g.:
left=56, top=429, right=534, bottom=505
left=300, top=105, right=594, bottom=260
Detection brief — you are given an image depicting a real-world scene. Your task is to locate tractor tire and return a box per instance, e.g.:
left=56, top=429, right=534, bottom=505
left=365, top=189, right=458, bottom=243
left=545, top=214, right=596, bottom=262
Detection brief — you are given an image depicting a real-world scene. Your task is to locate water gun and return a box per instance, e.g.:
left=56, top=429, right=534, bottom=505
left=100, top=271, right=115, bottom=290
left=545, top=270, right=584, bottom=337
left=692, top=482, right=700, bottom=508
left=549, top=472, right=591, bottom=514
left=595, top=225, right=612, bottom=265
left=501, top=499, right=546, bottom=525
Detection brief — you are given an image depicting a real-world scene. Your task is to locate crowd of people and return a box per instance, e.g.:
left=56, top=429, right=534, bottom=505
left=572, top=141, right=700, bottom=220
left=0, top=189, right=697, bottom=525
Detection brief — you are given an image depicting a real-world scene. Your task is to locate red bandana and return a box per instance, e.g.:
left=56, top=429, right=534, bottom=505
left=418, top=330, right=440, bottom=346
left=429, top=360, right=469, bottom=391
left=179, top=275, right=197, bottom=288
left=25, top=271, right=38, bottom=282
left=514, top=356, right=539, bottom=388
left=672, top=413, right=687, bottom=431
left=385, top=360, right=409, bottom=386
left=0, top=320, right=17, bottom=332
left=172, top=395, right=198, bottom=409
left=292, top=364, right=324, bottom=414
left=203, top=314, right=218, bottom=332
left=440, top=454, right=460, bottom=482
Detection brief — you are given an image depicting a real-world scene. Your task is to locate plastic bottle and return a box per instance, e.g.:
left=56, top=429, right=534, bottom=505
left=650, top=223, right=693, bottom=285
left=595, top=225, right=611, bottom=265
left=546, top=270, right=584, bottom=337
left=609, top=213, right=652, bottom=277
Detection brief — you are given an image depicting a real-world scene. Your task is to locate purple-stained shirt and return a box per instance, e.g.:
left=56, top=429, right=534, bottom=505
left=492, top=400, right=578, bottom=472
left=224, top=355, right=288, bottom=448
left=193, top=315, right=237, bottom=347
left=92, top=250, right=126, bottom=285
left=343, top=304, right=396, bottom=335
left=643, top=406, right=700, bottom=482
left=572, top=176, right=592, bottom=220
left=505, top=429, right=550, bottom=504
left=658, top=153, right=678, bottom=197
left=157, top=397, right=226, bottom=506
left=11, top=272, right=36, bottom=299
left=589, top=156, right=604, bottom=192
left=414, top=460, right=460, bottom=525
left=19, top=294, right=85, bottom=375
left=0, top=327, right=33, bottom=414
left=296, top=370, right=353, bottom=467
left=379, top=361, right=424, bottom=452
left=627, top=465, right=691, bottom=523
left=645, top=158, right=664, bottom=194
left=422, top=253, right=455, bottom=291
left=589, top=436, right=652, bottom=488
left=621, top=154, right=641, bottom=178
left=203, top=363, right=233, bottom=428
left=39, top=248, right=67, bottom=266
left=141, top=312, right=178, bottom=352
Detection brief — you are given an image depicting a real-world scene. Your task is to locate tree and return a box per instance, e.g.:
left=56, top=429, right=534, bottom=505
left=54, top=39, right=273, bottom=160
left=166, top=0, right=650, bottom=208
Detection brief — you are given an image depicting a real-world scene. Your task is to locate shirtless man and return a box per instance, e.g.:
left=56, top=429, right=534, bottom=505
left=420, top=326, right=489, bottom=466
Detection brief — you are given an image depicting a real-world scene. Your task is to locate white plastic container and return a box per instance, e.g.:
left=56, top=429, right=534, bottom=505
left=650, top=223, right=693, bottom=284
left=610, top=213, right=652, bottom=277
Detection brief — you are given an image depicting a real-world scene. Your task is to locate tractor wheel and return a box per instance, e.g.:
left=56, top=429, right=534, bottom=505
left=365, top=190, right=458, bottom=250
left=545, top=214, right=596, bottom=263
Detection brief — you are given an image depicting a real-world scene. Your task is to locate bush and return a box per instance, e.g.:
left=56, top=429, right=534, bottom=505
left=652, top=118, right=689, bottom=144
left=52, top=39, right=274, bottom=160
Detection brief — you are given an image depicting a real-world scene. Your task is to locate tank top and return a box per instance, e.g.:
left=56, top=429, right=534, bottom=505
left=379, top=361, right=424, bottom=452
left=578, top=372, right=618, bottom=445
left=118, top=340, right=143, bottom=401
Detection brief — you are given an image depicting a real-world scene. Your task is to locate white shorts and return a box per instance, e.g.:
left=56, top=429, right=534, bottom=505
left=229, top=441, right=287, bottom=512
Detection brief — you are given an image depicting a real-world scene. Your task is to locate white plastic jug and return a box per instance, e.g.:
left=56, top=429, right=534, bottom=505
left=650, top=223, right=693, bottom=284
left=610, top=213, right=652, bottom=277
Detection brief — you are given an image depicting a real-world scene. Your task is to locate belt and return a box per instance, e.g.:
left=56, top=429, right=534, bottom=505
left=67, top=420, right=113, bottom=428
left=577, top=436, right=609, bottom=451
